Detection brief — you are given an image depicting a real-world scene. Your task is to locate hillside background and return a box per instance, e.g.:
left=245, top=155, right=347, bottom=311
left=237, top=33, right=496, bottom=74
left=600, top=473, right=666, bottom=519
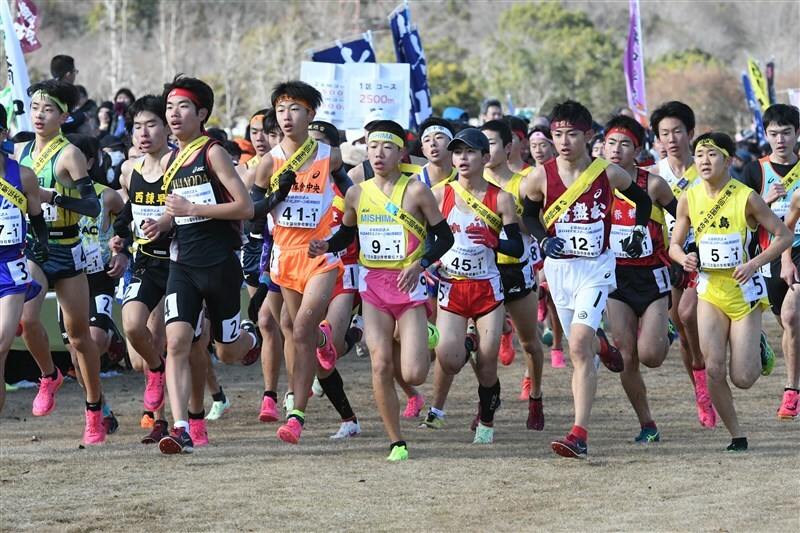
left=4, top=0, right=799, bottom=133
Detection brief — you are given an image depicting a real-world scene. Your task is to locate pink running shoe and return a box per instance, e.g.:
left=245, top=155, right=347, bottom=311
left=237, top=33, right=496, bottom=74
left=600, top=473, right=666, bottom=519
left=499, top=318, right=515, bottom=366
left=401, top=393, right=425, bottom=418
left=189, top=418, right=209, bottom=446
left=316, top=321, right=337, bottom=372
left=527, top=396, right=544, bottom=431
left=551, top=349, right=566, bottom=368
left=693, top=368, right=717, bottom=428
left=277, top=417, right=303, bottom=444
left=32, top=368, right=64, bottom=416
left=83, top=409, right=106, bottom=445
left=259, top=395, right=279, bottom=423
left=777, top=389, right=799, bottom=420
left=519, top=377, right=532, bottom=401
left=144, top=361, right=166, bottom=411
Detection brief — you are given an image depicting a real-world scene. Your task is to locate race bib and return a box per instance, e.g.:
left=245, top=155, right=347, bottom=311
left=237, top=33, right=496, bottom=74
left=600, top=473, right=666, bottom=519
left=665, top=211, right=695, bottom=243
left=442, top=245, right=489, bottom=278
left=529, top=240, right=542, bottom=266
left=71, top=243, right=87, bottom=270
left=653, top=265, right=671, bottom=293
left=359, top=224, right=405, bottom=262
left=698, top=233, right=742, bottom=269
left=173, top=182, right=216, bottom=225
left=760, top=262, right=772, bottom=278
left=84, top=242, right=105, bottom=274
left=94, top=294, right=113, bottom=317
left=276, top=193, right=323, bottom=228
left=131, top=204, right=167, bottom=239
left=555, top=220, right=604, bottom=257
left=610, top=224, right=653, bottom=259
left=776, top=201, right=800, bottom=233
left=437, top=279, right=453, bottom=307
left=740, top=272, right=767, bottom=303
left=220, top=312, right=241, bottom=343
left=6, top=257, right=30, bottom=285
left=0, top=208, right=24, bottom=245
left=342, top=264, right=358, bottom=290
left=41, top=189, right=58, bottom=222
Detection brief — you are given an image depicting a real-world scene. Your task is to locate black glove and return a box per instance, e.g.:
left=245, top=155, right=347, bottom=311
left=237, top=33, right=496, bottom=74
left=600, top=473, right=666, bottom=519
left=622, top=225, right=647, bottom=258
left=540, top=236, right=565, bottom=258
left=30, top=239, right=49, bottom=264
left=277, top=170, right=296, bottom=197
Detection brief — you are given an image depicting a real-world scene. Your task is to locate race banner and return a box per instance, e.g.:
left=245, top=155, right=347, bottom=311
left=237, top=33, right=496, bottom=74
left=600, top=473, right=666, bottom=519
left=747, top=57, right=770, bottom=114
left=742, top=72, right=767, bottom=146
left=389, top=1, right=432, bottom=130
left=766, top=58, right=776, bottom=106
left=14, top=0, right=40, bottom=53
left=309, top=32, right=375, bottom=64
left=0, top=0, right=33, bottom=131
left=623, top=0, right=647, bottom=126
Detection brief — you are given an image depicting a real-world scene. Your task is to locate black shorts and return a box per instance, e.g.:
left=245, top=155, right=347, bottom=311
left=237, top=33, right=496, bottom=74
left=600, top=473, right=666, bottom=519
left=498, top=262, right=535, bottom=303
left=165, top=253, right=244, bottom=344
left=26, top=241, right=86, bottom=288
left=242, top=235, right=264, bottom=288
left=765, top=245, right=800, bottom=315
left=609, top=264, right=672, bottom=317
left=59, top=271, right=117, bottom=344
left=122, top=254, right=170, bottom=312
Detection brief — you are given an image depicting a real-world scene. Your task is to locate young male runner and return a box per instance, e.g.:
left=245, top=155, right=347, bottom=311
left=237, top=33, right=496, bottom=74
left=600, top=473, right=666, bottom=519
left=670, top=132, right=791, bottom=451
left=141, top=76, right=258, bottom=454
left=15, top=80, right=104, bottom=444
left=738, top=104, right=800, bottom=419
left=649, top=101, right=715, bottom=427
left=309, top=119, right=454, bottom=460
left=522, top=100, right=652, bottom=458
left=0, top=108, right=48, bottom=413
left=603, top=115, right=677, bottom=442
left=503, top=115, right=531, bottom=174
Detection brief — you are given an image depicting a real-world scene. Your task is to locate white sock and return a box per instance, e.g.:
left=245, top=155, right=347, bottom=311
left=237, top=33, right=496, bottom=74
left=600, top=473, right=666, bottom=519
left=431, top=407, right=445, bottom=419
left=175, top=420, right=189, bottom=432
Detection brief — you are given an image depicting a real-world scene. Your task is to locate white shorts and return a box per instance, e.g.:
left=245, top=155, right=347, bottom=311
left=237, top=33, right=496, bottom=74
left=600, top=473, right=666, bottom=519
left=543, top=248, right=616, bottom=338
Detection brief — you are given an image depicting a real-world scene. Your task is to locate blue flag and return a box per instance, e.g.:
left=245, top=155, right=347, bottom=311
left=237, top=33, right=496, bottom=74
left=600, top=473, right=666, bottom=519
left=742, top=73, right=767, bottom=146
left=310, top=32, right=376, bottom=64
left=389, top=2, right=432, bottom=130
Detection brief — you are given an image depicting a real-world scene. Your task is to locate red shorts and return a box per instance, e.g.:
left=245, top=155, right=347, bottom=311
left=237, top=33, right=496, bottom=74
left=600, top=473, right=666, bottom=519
left=437, top=276, right=503, bottom=319
left=333, top=262, right=359, bottom=299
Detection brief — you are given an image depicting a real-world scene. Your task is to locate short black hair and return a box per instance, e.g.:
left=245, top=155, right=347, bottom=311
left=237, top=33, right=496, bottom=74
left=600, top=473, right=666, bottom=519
left=650, top=101, right=695, bottom=138
left=161, top=74, right=214, bottom=122
left=75, top=85, right=88, bottom=98
left=309, top=120, right=339, bottom=147
left=481, top=119, right=513, bottom=147
left=114, top=87, right=136, bottom=103
left=270, top=80, right=322, bottom=111
left=693, top=131, right=736, bottom=157
left=245, top=108, right=271, bottom=142
left=502, top=115, right=528, bottom=140
left=604, top=114, right=645, bottom=146
left=762, top=103, right=799, bottom=131
left=418, top=117, right=454, bottom=138
left=548, top=99, right=593, bottom=130
left=65, top=133, right=103, bottom=180
left=206, top=127, right=228, bottom=143
left=527, top=124, right=552, bottom=140
left=263, top=109, right=280, bottom=134
left=223, top=140, right=242, bottom=160
left=127, top=95, right=167, bottom=129
left=481, top=99, right=502, bottom=114
left=27, top=80, right=80, bottom=111
left=50, top=55, right=75, bottom=79
left=367, top=120, right=406, bottom=147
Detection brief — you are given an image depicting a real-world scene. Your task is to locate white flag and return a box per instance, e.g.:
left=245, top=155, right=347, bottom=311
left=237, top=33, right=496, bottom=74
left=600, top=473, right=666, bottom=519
left=1, top=0, right=33, bottom=131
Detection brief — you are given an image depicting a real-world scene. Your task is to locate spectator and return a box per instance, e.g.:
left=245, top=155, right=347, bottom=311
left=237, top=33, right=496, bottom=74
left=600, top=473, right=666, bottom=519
left=96, top=101, right=114, bottom=139
left=111, top=88, right=135, bottom=137
left=480, top=98, right=502, bottom=124
left=729, top=148, right=753, bottom=181
left=50, top=54, right=78, bottom=84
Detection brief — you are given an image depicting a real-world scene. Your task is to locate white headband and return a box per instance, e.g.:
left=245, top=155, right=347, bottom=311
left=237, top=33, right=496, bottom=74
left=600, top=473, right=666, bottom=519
left=421, top=125, right=454, bottom=142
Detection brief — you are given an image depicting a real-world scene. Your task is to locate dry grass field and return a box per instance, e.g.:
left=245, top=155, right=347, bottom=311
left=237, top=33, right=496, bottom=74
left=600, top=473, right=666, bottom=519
left=1, top=314, right=797, bottom=531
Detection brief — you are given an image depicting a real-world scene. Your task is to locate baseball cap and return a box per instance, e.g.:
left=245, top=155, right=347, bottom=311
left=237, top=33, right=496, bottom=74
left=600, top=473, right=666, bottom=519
left=447, top=128, right=490, bottom=153
left=442, top=107, right=469, bottom=123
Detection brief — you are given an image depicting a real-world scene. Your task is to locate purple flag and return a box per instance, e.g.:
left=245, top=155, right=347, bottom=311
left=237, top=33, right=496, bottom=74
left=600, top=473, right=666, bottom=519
left=623, top=0, right=647, bottom=126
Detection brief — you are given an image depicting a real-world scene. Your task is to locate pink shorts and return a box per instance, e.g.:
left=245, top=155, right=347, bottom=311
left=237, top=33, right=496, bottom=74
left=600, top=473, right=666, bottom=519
left=359, top=267, right=431, bottom=321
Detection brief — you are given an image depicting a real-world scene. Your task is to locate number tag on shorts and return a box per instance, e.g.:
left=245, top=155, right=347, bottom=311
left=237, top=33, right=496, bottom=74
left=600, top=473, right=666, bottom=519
left=164, top=293, right=178, bottom=321
left=95, top=294, right=113, bottom=317
left=221, top=312, right=241, bottom=343
left=6, top=258, right=30, bottom=285
left=442, top=245, right=489, bottom=278
left=698, top=233, right=742, bottom=269
left=276, top=193, right=323, bottom=228
left=84, top=242, right=104, bottom=274
left=173, top=182, right=216, bottom=225
left=653, top=265, right=671, bottom=293
left=71, top=243, right=87, bottom=270
left=740, top=272, right=767, bottom=303
left=437, top=279, right=452, bottom=307
left=610, top=224, right=653, bottom=258
left=0, top=208, right=24, bottom=245
left=529, top=240, right=542, bottom=266
left=555, top=221, right=604, bottom=257
left=759, top=262, right=772, bottom=278
left=359, top=224, right=405, bottom=262
left=123, top=281, right=141, bottom=303
left=343, top=264, right=358, bottom=290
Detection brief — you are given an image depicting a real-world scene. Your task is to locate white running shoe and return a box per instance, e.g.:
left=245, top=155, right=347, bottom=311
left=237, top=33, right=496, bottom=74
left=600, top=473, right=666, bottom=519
left=330, top=419, right=361, bottom=439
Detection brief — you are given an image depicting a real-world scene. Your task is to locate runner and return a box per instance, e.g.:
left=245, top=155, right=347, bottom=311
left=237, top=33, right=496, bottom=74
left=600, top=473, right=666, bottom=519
left=602, top=115, right=677, bottom=443
left=780, top=187, right=800, bottom=418
left=669, top=132, right=791, bottom=451
left=0, top=107, right=48, bottom=413
left=15, top=80, right=105, bottom=444
left=140, top=76, right=259, bottom=454
left=308, top=119, right=454, bottom=460
left=649, top=101, right=718, bottom=427
left=738, top=103, right=800, bottom=419
left=522, top=99, right=651, bottom=459
left=502, top=115, right=531, bottom=174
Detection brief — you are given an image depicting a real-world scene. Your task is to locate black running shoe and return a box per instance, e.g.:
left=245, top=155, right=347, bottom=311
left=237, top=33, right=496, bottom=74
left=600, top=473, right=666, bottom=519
left=102, top=411, right=120, bottom=435
left=724, top=437, right=748, bottom=453
left=142, top=420, right=169, bottom=444
left=159, top=426, right=194, bottom=454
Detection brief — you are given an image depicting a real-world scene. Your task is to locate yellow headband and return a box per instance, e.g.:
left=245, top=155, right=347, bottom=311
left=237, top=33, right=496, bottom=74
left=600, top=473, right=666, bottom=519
left=695, top=138, right=730, bottom=157
left=274, top=95, right=312, bottom=112
left=368, top=131, right=404, bottom=148
left=33, top=90, right=68, bottom=113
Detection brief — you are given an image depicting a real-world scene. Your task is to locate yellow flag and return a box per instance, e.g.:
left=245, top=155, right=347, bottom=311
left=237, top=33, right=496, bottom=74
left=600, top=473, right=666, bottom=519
left=747, top=58, right=770, bottom=114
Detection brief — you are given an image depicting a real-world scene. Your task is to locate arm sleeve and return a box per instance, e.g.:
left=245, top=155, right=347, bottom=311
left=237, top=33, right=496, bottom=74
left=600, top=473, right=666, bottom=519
left=28, top=212, right=49, bottom=243
left=663, top=197, right=678, bottom=218
left=495, top=222, right=524, bottom=258
left=58, top=177, right=101, bottom=218
left=325, top=223, right=357, bottom=254
left=251, top=184, right=290, bottom=224
left=522, top=196, right=548, bottom=242
left=112, top=201, right=132, bottom=239
left=332, top=165, right=353, bottom=195
left=420, top=219, right=454, bottom=268
left=619, top=181, right=653, bottom=228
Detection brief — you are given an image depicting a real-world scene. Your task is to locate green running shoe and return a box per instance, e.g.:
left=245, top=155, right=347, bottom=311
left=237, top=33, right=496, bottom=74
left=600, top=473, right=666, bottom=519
left=473, top=423, right=494, bottom=444
left=387, top=445, right=409, bottom=462
left=427, top=322, right=440, bottom=350
left=760, top=330, right=775, bottom=376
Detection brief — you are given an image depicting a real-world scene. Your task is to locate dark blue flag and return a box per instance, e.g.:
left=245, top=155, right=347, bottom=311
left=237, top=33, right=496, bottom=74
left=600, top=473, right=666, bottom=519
left=310, top=32, right=376, bottom=64
left=389, top=2, right=432, bottom=130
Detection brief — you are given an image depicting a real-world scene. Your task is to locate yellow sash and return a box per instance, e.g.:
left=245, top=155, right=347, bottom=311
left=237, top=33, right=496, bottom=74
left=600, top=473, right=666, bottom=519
left=399, top=163, right=424, bottom=175
left=450, top=181, right=502, bottom=232
left=246, top=154, right=261, bottom=170
left=543, top=158, right=609, bottom=228
left=614, top=191, right=666, bottom=225
left=694, top=179, right=740, bottom=241
left=269, top=136, right=317, bottom=192
left=669, top=165, right=698, bottom=198
left=360, top=177, right=426, bottom=242
left=431, top=169, right=457, bottom=190
left=162, top=135, right=210, bottom=192
left=333, top=195, right=345, bottom=212
left=0, top=177, right=27, bottom=212
left=780, top=160, right=800, bottom=191
left=32, top=134, right=68, bottom=176
left=483, top=172, right=524, bottom=217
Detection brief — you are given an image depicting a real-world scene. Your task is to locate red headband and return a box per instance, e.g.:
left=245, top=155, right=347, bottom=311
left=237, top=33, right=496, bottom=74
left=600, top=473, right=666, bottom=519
left=167, top=88, right=203, bottom=109
left=550, top=120, right=590, bottom=132
left=605, top=126, right=640, bottom=148
left=512, top=129, right=526, bottom=141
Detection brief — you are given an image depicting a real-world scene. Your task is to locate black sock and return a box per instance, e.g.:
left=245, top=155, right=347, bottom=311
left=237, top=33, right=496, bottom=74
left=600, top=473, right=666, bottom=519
left=343, top=327, right=361, bottom=354
left=464, top=336, right=476, bottom=356
left=188, top=410, right=205, bottom=420
left=86, top=401, right=102, bottom=412
left=151, top=360, right=165, bottom=374
left=478, top=380, right=501, bottom=425
left=786, top=387, right=800, bottom=393
left=212, top=387, right=226, bottom=402
left=390, top=440, right=407, bottom=450
left=263, top=390, right=278, bottom=401
left=318, top=369, right=355, bottom=421
left=43, top=369, right=58, bottom=380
